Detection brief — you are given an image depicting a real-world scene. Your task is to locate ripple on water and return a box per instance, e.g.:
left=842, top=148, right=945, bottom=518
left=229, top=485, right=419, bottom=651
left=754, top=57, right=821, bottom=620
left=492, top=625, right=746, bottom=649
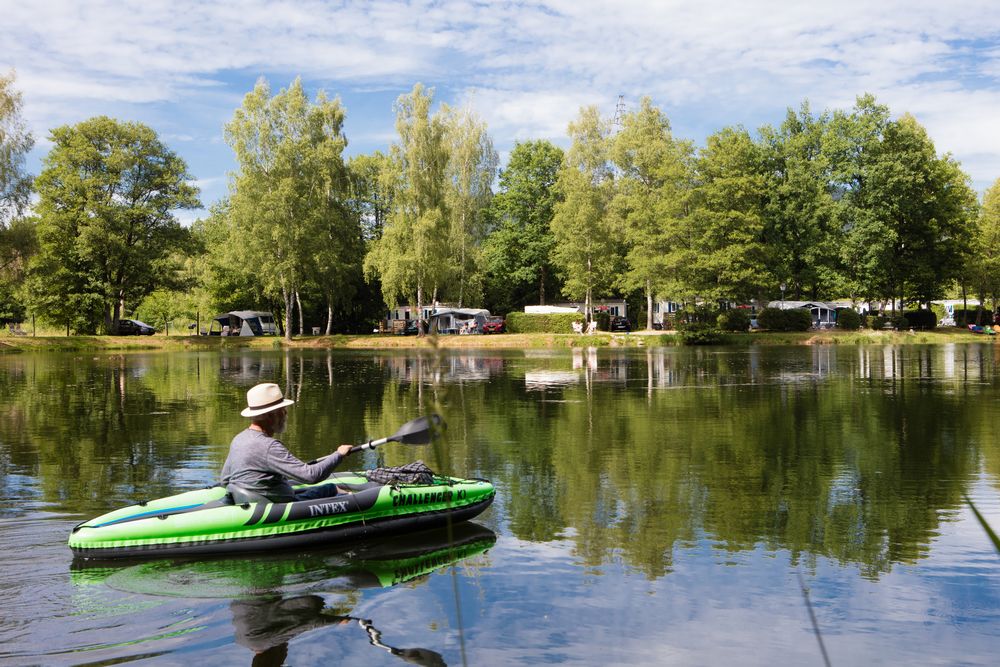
left=0, top=516, right=236, bottom=665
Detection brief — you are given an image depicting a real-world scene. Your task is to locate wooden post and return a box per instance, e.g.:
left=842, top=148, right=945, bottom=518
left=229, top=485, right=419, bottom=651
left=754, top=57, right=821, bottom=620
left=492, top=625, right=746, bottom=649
left=32, top=314, right=35, bottom=337
left=196, top=311, right=200, bottom=336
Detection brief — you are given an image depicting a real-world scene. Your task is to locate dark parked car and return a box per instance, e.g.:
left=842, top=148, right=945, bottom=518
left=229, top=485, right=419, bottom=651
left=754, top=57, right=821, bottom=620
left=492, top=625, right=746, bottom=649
left=610, top=316, right=632, bottom=332
left=482, top=316, right=506, bottom=334
left=118, top=319, right=157, bottom=335
left=399, top=319, right=427, bottom=336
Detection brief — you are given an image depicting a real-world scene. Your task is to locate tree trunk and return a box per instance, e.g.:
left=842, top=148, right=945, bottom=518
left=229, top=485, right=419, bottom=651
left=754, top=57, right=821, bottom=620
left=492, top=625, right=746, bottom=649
left=646, top=280, right=653, bottom=331
left=416, top=283, right=424, bottom=337
left=109, top=295, right=123, bottom=335
left=295, top=290, right=304, bottom=336
left=325, top=300, right=333, bottom=335
left=282, top=285, right=293, bottom=341
left=585, top=257, right=592, bottom=321
left=458, top=212, right=466, bottom=308
left=539, top=266, right=546, bottom=306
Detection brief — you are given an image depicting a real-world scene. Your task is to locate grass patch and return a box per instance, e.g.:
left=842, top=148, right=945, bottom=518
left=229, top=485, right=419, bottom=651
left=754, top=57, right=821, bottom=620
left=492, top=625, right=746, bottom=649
left=0, top=327, right=994, bottom=353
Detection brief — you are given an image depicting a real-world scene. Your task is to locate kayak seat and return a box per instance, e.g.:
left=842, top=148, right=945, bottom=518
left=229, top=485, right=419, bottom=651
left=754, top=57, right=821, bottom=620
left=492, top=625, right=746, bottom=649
left=227, top=484, right=274, bottom=505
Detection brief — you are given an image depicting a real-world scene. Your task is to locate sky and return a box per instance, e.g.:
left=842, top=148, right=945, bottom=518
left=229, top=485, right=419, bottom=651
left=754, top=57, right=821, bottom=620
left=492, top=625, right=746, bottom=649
left=4, top=0, right=1000, bottom=222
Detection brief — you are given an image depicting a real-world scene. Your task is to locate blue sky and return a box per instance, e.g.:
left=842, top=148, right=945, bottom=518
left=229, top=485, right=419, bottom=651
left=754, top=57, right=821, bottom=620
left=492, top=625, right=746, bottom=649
left=4, top=0, right=1000, bottom=222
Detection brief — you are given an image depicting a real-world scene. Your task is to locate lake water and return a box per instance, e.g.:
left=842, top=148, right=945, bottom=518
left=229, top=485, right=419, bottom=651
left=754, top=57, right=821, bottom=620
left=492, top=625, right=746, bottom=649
left=1, top=344, right=999, bottom=666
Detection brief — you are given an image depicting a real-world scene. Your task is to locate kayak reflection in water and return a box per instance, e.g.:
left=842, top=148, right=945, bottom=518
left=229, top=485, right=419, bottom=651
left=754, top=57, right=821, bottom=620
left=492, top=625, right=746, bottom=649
left=231, top=594, right=445, bottom=667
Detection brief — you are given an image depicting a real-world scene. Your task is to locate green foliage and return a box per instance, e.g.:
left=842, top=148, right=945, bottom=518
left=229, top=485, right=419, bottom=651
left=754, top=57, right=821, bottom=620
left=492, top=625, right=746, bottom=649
left=969, top=177, right=1000, bottom=307
left=443, top=105, right=498, bottom=307
left=677, top=304, right=720, bottom=325
left=677, top=321, right=725, bottom=345
left=903, top=309, right=937, bottom=330
left=610, top=97, right=694, bottom=327
left=593, top=311, right=610, bottom=331
left=364, top=84, right=451, bottom=312
left=136, top=289, right=189, bottom=332
left=835, top=308, right=861, bottom=330
left=757, top=307, right=812, bottom=331
left=870, top=315, right=888, bottom=330
left=506, top=312, right=583, bottom=333
left=686, top=126, right=772, bottom=301
left=839, top=104, right=977, bottom=305
left=717, top=308, right=751, bottom=331
left=482, top=140, right=564, bottom=314
left=348, top=151, right=396, bottom=242
left=223, top=77, right=356, bottom=339
left=551, top=106, right=620, bottom=315
left=0, top=72, right=34, bottom=325
left=29, top=116, right=198, bottom=334
left=891, top=315, right=910, bottom=330
left=0, top=70, right=33, bottom=228
left=762, top=104, right=846, bottom=300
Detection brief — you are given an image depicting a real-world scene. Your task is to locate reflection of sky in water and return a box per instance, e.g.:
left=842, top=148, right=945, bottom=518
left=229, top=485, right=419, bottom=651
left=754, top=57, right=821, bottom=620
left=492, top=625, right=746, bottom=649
left=239, top=519, right=1000, bottom=666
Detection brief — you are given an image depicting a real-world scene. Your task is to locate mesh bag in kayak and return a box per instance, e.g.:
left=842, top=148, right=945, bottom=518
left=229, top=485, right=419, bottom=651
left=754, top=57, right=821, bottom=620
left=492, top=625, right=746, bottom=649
left=363, top=461, right=436, bottom=485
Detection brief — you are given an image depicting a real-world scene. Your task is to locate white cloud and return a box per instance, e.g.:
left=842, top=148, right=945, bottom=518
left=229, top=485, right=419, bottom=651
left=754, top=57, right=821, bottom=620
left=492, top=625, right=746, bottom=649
left=3, top=0, right=1000, bottom=189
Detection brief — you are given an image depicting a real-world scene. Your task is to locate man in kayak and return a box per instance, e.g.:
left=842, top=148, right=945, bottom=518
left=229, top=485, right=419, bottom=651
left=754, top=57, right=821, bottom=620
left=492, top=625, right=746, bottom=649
left=221, top=382, right=353, bottom=502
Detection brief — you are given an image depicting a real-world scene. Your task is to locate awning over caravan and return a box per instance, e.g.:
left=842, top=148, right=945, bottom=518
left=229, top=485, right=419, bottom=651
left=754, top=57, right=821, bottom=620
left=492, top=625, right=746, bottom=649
left=208, top=311, right=278, bottom=336
left=429, top=308, right=490, bottom=334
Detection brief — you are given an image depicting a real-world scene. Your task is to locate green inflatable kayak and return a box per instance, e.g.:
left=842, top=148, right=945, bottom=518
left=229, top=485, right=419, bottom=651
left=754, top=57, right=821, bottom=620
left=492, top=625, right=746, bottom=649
left=70, top=470, right=495, bottom=559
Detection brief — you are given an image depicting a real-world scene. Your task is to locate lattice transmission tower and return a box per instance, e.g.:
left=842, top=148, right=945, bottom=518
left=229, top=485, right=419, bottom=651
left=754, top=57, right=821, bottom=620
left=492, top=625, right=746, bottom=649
left=612, top=94, right=626, bottom=132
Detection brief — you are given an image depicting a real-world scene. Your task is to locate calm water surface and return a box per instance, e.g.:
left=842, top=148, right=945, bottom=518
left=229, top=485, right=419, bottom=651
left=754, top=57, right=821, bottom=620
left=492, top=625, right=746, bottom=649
left=2, top=344, right=1000, bottom=665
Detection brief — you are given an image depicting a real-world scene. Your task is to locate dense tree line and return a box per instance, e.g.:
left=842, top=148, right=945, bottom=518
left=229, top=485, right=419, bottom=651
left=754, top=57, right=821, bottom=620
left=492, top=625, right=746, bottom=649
left=0, top=68, right=994, bottom=334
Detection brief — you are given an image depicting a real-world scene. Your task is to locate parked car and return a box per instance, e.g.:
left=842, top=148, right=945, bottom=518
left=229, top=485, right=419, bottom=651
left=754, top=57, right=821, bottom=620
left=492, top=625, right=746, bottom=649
left=482, top=316, right=506, bottom=334
left=118, top=319, right=157, bottom=335
left=399, top=319, right=427, bottom=336
left=610, top=316, right=632, bottom=332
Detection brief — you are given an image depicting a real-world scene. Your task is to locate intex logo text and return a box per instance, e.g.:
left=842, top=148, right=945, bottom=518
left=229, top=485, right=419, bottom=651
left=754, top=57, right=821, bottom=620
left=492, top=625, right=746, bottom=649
left=308, top=501, right=349, bottom=517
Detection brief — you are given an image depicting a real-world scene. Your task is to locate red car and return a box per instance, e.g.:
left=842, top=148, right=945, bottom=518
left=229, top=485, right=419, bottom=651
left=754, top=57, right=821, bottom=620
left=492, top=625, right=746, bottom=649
left=482, top=316, right=506, bottom=334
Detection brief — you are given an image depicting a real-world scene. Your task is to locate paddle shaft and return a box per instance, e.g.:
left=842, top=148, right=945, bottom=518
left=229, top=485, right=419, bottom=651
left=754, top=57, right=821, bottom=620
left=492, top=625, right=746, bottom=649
left=349, top=437, right=389, bottom=454
left=308, top=436, right=388, bottom=464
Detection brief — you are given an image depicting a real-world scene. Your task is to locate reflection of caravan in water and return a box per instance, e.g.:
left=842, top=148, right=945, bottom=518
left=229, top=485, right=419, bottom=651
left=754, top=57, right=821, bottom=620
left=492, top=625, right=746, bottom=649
left=207, top=311, right=278, bottom=336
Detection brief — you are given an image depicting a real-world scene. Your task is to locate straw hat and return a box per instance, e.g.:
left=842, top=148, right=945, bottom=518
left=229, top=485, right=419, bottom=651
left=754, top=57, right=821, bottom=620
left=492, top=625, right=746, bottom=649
left=241, top=383, right=295, bottom=417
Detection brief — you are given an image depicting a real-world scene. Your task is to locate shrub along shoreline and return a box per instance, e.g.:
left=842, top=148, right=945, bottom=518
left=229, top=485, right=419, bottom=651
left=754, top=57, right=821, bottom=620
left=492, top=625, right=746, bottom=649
left=0, top=328, right=989, bottom=353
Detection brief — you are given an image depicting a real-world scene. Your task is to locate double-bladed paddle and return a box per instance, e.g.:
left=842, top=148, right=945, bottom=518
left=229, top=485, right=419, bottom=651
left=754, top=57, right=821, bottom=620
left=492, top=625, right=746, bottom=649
left=307, top=414, right=443, bottom=464
left=349, top=414, right=443, bottom=453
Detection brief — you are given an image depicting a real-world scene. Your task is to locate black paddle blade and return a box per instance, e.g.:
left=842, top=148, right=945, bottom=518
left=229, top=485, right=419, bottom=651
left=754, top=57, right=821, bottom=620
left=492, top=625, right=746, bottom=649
left=390, top=414, right=443, bottom=445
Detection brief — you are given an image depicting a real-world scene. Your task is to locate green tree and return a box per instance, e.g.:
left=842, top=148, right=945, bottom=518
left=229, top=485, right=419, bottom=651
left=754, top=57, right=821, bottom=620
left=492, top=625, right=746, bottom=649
left=759, top=103, right=842, bottom=300
left=688, top=126, right=772, bottom=301
left=968, top=178, right=1000, bottom=311
left=364, top=84, right=451, bottom=321
left=610, top=97, right=693, bottom=329
left=198, top=201, right=275, bottom=319
left=840, top=107, right=977, bottom=309
left=224, top=77, right=354, bottom=339
left=0, top=70, right=33, bottom=229
left=551, top=106, right=619, bottom=319
left=29, top=116, right=198, bottom=334
left=0, top=70, right=36, bottom=324
left=443, top=106, right=498, bottom=307
left=482, top=140, right=564, bottom=314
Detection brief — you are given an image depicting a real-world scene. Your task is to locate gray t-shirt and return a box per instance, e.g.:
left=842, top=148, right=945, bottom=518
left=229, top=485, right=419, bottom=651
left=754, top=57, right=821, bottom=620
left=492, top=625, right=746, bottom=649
left=220, top=428, right=345, bottom=502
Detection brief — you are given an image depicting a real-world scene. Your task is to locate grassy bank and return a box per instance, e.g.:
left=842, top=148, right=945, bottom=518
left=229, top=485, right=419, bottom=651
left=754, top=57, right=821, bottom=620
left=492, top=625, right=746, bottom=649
left=0, top=328, right=991, bottom=353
